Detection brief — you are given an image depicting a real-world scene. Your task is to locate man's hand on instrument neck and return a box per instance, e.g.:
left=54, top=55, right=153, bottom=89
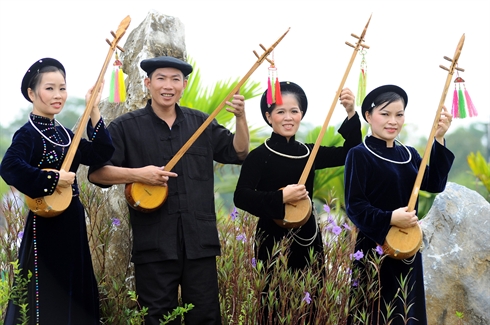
left=228, top=93, right=249, bottom=160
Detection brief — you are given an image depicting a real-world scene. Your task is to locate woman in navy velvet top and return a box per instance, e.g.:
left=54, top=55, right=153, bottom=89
left=0, top=58, right=114, bottom=325
left=344, top=85, right=454, bottom=325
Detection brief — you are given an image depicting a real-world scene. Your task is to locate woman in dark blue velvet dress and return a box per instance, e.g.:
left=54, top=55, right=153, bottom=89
left=344, top=85, right=454, bottom=325
left=0, top=58, right=114, bottom=325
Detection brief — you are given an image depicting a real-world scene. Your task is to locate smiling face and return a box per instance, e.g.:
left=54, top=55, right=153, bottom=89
left=145, top=67, right=187, bottom=111
left=265, top=94, right=303, bottom=141
left=365, top=99, right=405, bottom=147
left=28, top=71, right=67, bottom=119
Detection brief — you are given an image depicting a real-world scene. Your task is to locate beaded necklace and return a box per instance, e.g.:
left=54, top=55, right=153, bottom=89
left=29, top=114, right=72, bottom=147
left=362, top=135, right=412, bottom=164
left=264, top=138, right=310, bottom=159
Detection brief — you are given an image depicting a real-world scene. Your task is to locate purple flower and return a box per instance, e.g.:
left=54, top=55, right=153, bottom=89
left=375, top=245, right=384, bottom=255
left=251, top=258, right=256, bottom=268
left=302, top=291, right=312, bottom=304
left=236, top=233, right=246, bottom=243
left=342, top=222, right=351, bottom=231
left=350, top=250, right=364, bottom=261
left=352, top=279, right=359, bottom=287
left=327, top=215, right=336, bottom=226
left=230, top=207, right=238, bottom=221
left=331, top=225, right=342, bottom=236
left=18, top=231, right=24, bottom=239
left=323, top=204, right=331, bottom=214
left=112, top=218, right=121, bottom=227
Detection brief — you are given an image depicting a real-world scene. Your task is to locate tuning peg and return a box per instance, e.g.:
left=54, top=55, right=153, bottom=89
left=345, top=41, right=355, bottom=48
left=439, top=65, right=450, bottom=71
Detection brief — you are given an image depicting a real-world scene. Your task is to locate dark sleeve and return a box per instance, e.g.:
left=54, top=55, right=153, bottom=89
left=315, top=112, right=362, bottom=169
left=233, top=149, right=285, bottom=220
left=211, top=119, right=242, bottom=165
left=0, top=129, right=59, bottom=198
left=78, top=118, right=115, bottom=167
left=420, top=140, right=455, bottom=193
left=344, top=148, right=392, bottom=245
left=87, top=119, right=125, bottom=188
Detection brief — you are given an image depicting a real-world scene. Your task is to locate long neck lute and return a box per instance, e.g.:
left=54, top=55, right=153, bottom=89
left=406, top=34, right=465, bottom=211
left=297, top=15, right=372, bottom=186
left=162, top=28, right=290, bottom=172
left=60, top=16, right=131, bottom=172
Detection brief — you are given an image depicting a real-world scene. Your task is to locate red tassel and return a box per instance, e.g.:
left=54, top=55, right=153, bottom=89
left=275, top=78, right=282, bottom=105
left=267, top=77, right=273, bottom=105
left=452, top=87, right=459, bottom=118
left=464, top=88, right=478, bottom=117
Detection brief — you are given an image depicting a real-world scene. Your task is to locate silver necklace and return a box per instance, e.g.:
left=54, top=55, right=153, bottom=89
left=264, top=138, right=310, bottom=159
left=363, top=135, right=412, bottom=164
left=28, top=115, right=72, bottom=147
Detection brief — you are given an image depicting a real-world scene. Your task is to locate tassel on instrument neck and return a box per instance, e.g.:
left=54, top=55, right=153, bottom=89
left=109, top=51, right=127, bottom=103
left=356, top=49, right=368, bottom=106
left=452, top=75, right=477, bottom=119
left=266, top=53, right=283, bottom=106
left=451, top=86, right=459, bottom=118
left=464, top=85, right=478, bottom=117
left=457, top=85, right=467, bottom=118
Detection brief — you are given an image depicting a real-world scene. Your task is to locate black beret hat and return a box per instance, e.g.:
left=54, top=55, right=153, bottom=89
left=361, top=84, right=408, bottom=122
left=140, top=56, right=193, bottom=77
left=260, top=81, right=308, bottom=126
left=21, top=58, right=65, bottom=102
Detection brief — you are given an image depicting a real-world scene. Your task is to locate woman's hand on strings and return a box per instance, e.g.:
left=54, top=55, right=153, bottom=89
left=57, top=169, right=76, bottom=188
left=339, top=87, right=356, bottom=119
left=435, top=105, right=452, bottom=145
left=390, top=206, right=418, bottom=229
left=282, top=184, right=309, bottom=203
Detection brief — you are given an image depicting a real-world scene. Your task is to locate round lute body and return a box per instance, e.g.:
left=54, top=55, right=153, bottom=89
left=25, top=168, right=73, bottom=217
left=125, top=183, right=168, bottom=213
left=381, top=34, right=465, bottom=260
left=274, top=195, right=312, bottom=229
left=382, top=224, right=423, bottom=260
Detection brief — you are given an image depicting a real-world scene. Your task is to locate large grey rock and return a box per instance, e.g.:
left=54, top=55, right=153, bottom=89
left=99, top=9, right=188, bottom=124
left=422, top=182, right=490, bottom=325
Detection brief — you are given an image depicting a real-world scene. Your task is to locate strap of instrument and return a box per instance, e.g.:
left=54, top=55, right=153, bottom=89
left=297, top=15, right=372, bottom=186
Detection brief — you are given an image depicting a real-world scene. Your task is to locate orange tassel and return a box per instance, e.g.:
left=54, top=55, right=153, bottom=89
left=275, top=78, right=282, bottom=105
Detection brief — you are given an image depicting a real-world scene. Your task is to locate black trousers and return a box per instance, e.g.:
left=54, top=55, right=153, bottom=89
left=134, top=222, right=221, bottom=325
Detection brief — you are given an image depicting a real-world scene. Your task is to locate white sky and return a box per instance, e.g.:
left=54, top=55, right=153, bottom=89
left=1, top=0, right=489, bottom=141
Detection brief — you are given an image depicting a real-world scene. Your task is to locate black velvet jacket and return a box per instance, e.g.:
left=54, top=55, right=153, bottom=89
left=344, top=136, right=455, bottom=325
left=234, top=112, right=361, bottom=270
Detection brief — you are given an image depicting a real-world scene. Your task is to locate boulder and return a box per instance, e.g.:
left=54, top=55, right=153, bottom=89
left=422, top=182, right=490, bottom=325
